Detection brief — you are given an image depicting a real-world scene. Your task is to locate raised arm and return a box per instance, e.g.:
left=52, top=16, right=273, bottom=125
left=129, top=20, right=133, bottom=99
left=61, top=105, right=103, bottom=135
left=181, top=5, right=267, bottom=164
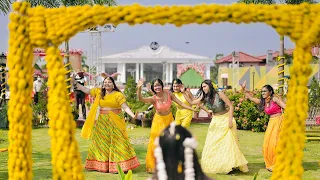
left=72, top=74, right=90, bottom=94
left=243, top=90, right=261, bottom=105
left=136, top=78, right=154, bottom=104
left=241, top=80, right=260, bottom=105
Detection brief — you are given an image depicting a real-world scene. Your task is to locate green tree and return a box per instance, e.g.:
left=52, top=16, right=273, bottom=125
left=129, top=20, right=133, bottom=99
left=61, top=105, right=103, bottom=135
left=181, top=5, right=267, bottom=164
left=238, top=0, right=318, bottom=94
left=27, top=0, right=117, bottom=92
left=211, top=53, right=223, bottom=83
left=123, top=76, right=138, bottom=104
left=32, top=80, right=49, bottom=126
left=308, top=77, right=320, bottom=107
left=81, top=55, right=89, bottom=72
left=0, top=0, right=11, bottom=15
left=123, top=76, right=153, bottom=119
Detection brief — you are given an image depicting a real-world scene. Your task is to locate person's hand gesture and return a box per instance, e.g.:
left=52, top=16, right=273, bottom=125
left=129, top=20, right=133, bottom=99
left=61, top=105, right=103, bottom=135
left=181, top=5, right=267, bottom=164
left=241, top=80, right=247, bottom=91
left=146, top=82, right=152, bottom=91
left=137, top=78, right=145, bottom=88
left=134, top=111, right=139, bottom=119
left=71, top=73, right=77, bottom=86
left=180, top=84, right=185, bottom=93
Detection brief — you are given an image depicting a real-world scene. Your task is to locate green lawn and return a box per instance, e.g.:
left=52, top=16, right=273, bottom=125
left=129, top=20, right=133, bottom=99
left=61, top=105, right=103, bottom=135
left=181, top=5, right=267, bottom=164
left=0, top=124, right=319, bottom=180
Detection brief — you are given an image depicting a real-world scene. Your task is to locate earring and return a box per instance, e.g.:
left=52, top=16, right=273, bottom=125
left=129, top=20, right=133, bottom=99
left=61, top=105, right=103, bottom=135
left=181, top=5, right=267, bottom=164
left=177, top=161, right=183, bottom=173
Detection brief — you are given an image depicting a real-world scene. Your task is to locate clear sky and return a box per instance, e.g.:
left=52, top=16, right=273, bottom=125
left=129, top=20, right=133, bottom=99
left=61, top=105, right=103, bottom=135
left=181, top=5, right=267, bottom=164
left=0, top=0, right=295, bottom=58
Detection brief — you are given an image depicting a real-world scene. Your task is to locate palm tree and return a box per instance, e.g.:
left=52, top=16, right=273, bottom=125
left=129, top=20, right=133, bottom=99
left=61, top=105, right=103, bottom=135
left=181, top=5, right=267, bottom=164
left=0, top=0, right=11, bottom=15
left=27, top=0, right=117, bottom=91
left=238, top=0, right=318, bottom=94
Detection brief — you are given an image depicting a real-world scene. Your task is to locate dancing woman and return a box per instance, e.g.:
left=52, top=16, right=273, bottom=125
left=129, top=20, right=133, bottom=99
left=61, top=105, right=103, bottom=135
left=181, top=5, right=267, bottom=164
left=198, top=80, right=249, bottom=174
left=136, top=78, right=196, bottom=173
left=170, top=79, right=195, bottom=128
left=73, top=76, right=140, bottom=173
left=241, top=81, right=286, bottom=172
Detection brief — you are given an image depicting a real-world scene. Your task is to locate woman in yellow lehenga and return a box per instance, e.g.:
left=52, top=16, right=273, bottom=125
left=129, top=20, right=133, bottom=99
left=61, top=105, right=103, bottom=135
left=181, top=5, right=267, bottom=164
left=73, top=76, right=140, bottom=173
left=170, top=79, right=195, bottom=128
left=197, top=80, right=249, bottom=174
left=136, top=78, right=195, bottom=173
left=241, top=81, right=286, bottom=172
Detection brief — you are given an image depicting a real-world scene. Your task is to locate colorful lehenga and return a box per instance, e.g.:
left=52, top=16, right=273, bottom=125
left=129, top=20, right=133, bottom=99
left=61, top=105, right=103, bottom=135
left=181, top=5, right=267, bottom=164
left=263, top=100, right=284, bottom=171
left=83, top=89, right=140, bottom=173
left=145, top=91, right=174, bottom=173
left=263, top=114, right=283, bottom=170
left=173, top=92, right=193, bottom=128
left=201, top=112, right=249, bottom=174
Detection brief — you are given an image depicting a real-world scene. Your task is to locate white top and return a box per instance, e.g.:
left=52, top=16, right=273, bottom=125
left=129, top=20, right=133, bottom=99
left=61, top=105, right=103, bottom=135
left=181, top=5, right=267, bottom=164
left=33, top=80, right=43, bottom=92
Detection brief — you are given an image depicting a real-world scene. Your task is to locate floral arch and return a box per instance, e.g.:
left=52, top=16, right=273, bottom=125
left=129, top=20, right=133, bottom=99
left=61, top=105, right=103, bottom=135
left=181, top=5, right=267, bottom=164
left=7, top=1, right=320, bottom=180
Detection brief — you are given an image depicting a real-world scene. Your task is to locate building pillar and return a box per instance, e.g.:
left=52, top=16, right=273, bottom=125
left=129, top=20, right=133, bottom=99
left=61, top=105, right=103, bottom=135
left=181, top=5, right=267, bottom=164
left=100, top=63, right=105, bottom=74
left=165, top=62, right=170, bottom=83
left=205, top=64, right=211, bottom=80
left=117, top=63, right=126, bottom=83
left=169, top=63, right=173, bottom=83
left=140, top=63, right=144, bottom=80
left=135, top=63, right=139, bottom=82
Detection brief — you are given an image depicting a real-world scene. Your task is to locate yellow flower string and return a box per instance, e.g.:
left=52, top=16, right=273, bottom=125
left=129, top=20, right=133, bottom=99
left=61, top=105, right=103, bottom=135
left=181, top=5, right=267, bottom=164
left=46, top=47, right=84, bottom=180
left=7, top=2, right=33, bottom=179
left=272, top=12, right=320, bottom=180
left=8, top=1, right=320, bottom=179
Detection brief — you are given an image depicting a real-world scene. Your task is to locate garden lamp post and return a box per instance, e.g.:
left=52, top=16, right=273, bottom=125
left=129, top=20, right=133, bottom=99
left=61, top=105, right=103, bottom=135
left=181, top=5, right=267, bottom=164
left=252, top=71, right=255, bottom=91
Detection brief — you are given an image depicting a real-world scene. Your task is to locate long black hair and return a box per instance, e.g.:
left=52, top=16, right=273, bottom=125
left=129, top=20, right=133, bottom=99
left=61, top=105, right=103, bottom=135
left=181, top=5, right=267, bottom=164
left=196, top=79, right=217, bottom=104
left=152, top=124, right=213, bottom=180
left=170, top=78, right=183, bottom=92
left=100, top=76, right=120, bottom=99
left=150, top=78, right=164, bottom=94
left=259, top=84, right=275, bottom=111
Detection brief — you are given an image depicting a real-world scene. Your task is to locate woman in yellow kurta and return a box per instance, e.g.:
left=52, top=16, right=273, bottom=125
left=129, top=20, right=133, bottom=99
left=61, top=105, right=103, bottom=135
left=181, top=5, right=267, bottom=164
left=73, top=76, right=140, bottom=173
left=170, top=79, right=194, bottom=128
left=241, top=81, right=286, bottom=172
left=136, top=78, right=195, bottom=173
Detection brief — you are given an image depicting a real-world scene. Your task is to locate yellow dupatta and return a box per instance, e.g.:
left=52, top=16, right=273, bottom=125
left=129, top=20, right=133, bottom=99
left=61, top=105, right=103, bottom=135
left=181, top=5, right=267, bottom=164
left=81, top=89, right=100, bottom=139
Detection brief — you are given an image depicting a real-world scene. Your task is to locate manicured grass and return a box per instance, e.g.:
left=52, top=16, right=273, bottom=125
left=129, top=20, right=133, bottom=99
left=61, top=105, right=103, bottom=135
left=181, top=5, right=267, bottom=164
left=0, top=124, right=319, bottom=180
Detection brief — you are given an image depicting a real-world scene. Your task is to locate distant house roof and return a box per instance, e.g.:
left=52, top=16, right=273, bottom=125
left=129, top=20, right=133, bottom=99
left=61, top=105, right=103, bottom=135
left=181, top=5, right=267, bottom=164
left=215, top=52, right=263, bottom=64
left=257, top=47, right=319, bottom=60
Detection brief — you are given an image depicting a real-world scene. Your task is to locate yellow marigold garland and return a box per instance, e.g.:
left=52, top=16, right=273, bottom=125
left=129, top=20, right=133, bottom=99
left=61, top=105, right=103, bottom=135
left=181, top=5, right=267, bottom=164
left=8, top=1, right=320, bottom=179
left=46, top=47, right=84, bottom=180
left=7, top=2, right=33, bottom=179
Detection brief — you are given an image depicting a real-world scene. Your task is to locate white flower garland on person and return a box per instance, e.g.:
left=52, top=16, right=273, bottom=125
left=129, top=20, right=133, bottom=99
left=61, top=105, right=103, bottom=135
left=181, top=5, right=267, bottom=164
left=169, top=122, right=176, bottom=136
left=154, top=122, right=198, bottom=180
left=154, top=137, right=167, bottom=180
left=183, top=138, right=197, bottom=180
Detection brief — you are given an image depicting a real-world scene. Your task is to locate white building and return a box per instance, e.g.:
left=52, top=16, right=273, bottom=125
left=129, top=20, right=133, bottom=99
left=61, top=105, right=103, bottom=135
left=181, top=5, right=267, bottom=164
left=100, top=44, right=213, bottom=84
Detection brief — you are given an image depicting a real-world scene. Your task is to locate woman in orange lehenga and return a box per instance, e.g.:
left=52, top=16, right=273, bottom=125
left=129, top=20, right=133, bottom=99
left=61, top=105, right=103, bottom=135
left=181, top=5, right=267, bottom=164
left=73, top=76, right=140, bottom=173
left=136, top=78, right=195, bottom=173
left=241, top=81, right=286, bottom=172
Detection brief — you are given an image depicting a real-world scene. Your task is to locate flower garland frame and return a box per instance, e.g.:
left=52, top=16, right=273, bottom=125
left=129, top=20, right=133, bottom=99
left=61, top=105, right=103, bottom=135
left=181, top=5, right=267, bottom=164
left=177, top=63, right=205, bottom=79
left=7, top=1, right=320, bottom=180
